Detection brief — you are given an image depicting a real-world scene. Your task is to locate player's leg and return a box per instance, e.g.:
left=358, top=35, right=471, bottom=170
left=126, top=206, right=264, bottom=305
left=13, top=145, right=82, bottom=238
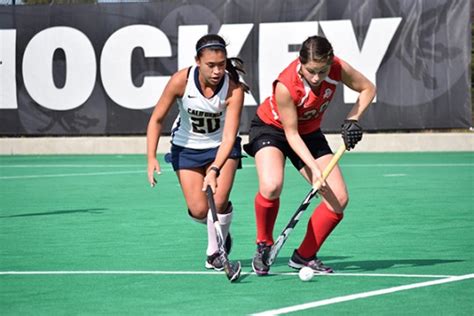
left=243, top=116, right=289, bottom=275
left=177, top=168, right=208, bottom=220
left=211, top=157, right=239, bottom=212
left=283, top=130, right=347, bottom=272
left=252, top=146, right=286, bottom=275
left=205, top=137, right=243, bottom=265
left=301, top=153, right=349, bottom=213
left=207, top=157, right=240, bottom=258
left=292, top=153, right=347, bottom=273
left=178, top=159, right=239, bottom=271
left=255, top=146, right=285, bottom=243
left=177, top=168, right=225, bottom=270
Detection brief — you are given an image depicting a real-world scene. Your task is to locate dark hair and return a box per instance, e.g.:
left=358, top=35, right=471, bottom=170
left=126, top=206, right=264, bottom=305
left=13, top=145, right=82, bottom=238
left=195, top=34, right=249, bottom=93
left=299, top=35, right=334, bottom=64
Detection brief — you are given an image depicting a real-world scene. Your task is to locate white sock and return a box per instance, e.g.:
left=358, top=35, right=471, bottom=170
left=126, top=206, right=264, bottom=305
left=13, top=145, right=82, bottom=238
left=206, top=204, right=233, bottom=256
left=217, top=211, right=233, bottom=242
left=206, top=210, right=219, bottom=256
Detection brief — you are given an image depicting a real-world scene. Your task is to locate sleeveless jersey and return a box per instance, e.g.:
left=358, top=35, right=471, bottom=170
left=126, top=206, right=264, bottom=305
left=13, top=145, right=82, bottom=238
left=171, top=65, right=230, bottom=149
left=257, top=56, right=342, bottom=135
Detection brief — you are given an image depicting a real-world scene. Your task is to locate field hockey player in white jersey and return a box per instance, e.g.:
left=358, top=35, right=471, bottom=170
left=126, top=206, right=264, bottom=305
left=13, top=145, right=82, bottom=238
left=147, top=34, right=248, bottom=271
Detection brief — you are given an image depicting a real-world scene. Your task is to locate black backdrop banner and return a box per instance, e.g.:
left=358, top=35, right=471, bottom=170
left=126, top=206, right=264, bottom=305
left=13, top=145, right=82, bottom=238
left=0, top=0, right=471, bottom=136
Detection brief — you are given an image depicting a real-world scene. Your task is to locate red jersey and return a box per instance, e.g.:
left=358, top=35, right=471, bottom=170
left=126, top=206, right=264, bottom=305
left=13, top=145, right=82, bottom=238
left=257, top=57, right=342, bottom=135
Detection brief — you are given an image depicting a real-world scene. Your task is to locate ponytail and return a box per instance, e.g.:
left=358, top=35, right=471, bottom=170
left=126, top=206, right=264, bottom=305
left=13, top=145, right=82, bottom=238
left=226, top=57, right=250, bottom=93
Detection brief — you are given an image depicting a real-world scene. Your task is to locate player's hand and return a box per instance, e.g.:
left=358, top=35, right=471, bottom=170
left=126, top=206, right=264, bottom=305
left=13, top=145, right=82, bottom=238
left=310, top=165, right=326, bottom=190
left=147, top=158, right=161, bottom=188
left=202, top=166, right=219, bottom=193
left=341, top=119, right=363, bottom=150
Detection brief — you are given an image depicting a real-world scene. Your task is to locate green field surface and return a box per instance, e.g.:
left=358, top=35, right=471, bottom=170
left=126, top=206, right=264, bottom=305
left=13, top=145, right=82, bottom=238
left=1, top=152, right=473, bottom=315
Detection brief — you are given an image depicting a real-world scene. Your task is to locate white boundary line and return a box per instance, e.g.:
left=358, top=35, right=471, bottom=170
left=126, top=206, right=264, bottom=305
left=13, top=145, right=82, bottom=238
left=0, top=271, right=454, bottom=278
left=0, top=164, right=144, bottom=168
left=1, top=163, right=472, bottom=169
left=342, top=163, right=474, bottom=167
left=252, top=273, right=474, bottom=315
left=1, top=162, right=472, bottom=180
left=0, top=170, right=144, bottom=179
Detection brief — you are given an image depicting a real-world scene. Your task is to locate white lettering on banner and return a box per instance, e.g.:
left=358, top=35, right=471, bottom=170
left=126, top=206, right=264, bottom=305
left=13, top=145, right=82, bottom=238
left=178, top=25, right=208, bottom=70
left=219, top=23, right=257, bottom=106
left=22, top=27, right=96, bottom=111
left=0, top=30, right=17, bottom=109
left=259, top=21, right=319, bottom=102
left=101, top=25, right=172, bottom=110
left=320, top=18, right=402, bottom=103
left=8, top=18, right=402, bottom=112
left=178, top=24, right=257, bottom=106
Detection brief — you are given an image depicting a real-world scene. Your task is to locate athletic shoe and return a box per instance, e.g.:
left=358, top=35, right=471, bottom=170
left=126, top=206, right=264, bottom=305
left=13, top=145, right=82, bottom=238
left=205, top=252, right=224, bottom=271
left=288, top=250, right=334, bottom=273
left=252, top=243, right=271, bottom=276
left=205, top=233, right=232, bottom=271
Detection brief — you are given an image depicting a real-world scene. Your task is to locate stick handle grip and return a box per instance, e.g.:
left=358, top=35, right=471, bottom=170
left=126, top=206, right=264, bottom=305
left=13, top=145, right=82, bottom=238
left=205, top=185, right=219, bottom=223
left=313, top=144, right=346, bottom=189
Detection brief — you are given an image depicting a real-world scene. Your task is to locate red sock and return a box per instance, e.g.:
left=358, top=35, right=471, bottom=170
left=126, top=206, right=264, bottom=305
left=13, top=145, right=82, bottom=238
left=254, top=192, right=279, bottom=245
left=297, top=202, right=343, bottom=259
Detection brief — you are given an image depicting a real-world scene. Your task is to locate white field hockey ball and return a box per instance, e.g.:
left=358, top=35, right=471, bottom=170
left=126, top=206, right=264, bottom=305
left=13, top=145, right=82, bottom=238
left=298, top=266, right=314, bottom=281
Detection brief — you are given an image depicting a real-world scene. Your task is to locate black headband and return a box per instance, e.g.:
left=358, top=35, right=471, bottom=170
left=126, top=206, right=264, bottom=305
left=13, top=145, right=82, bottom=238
left=196, top=42, right=226, bottom=53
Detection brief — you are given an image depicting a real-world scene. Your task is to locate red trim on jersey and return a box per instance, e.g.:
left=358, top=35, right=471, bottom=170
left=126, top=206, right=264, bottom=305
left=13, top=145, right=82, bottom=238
left=257, top=56, right=342, bottom=135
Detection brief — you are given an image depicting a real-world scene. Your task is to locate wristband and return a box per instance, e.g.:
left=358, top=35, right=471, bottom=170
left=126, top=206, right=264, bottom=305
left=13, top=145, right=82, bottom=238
left=209, top=165, right=220, bottom=177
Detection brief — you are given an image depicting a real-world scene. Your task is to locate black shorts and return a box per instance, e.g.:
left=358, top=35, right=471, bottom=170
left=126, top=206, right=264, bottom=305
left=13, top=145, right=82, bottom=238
left=243, top=115, right=332, bottom=170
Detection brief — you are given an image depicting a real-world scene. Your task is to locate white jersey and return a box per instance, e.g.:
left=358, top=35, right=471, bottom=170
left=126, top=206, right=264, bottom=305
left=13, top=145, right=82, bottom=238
left=171, top=65, right=230, bottom=149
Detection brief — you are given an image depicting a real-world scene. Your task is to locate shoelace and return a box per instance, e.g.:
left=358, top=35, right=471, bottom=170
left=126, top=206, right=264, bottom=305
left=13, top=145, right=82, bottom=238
left=312, top=259, right=331, bottom=271
left=208, top=252, right=220, bottom=264
left=256, top=245, right=270, bottom=262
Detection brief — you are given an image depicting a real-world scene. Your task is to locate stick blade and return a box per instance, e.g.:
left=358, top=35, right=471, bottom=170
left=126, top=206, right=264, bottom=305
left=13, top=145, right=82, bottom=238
left=224, top=260, right=242, bottom=282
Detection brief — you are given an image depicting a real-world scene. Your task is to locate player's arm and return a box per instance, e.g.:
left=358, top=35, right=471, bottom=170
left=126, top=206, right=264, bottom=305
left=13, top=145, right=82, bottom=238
left=275, top=82, right=324, bottom=187
left=203, top=80, right=244, bottom=192
left=339, top=59, right=376, bottom=150
left=340, top=59, right=376, bottom=120
left=146, top=69, right=187, bottom=186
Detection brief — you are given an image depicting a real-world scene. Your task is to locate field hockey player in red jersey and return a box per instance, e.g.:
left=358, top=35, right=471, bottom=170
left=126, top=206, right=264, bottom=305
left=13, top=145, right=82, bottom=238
left=147, top=34, right=248, bottom=271
left=243, top=35, right=376, bottom=276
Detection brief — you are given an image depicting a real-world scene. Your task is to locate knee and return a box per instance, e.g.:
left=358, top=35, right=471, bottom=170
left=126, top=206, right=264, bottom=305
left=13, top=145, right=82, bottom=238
left=336, top=193, right=349, bottom=213
left=188, top=208, right=207, bottom=224
left=212, top=192, right=232, bottom=214
left=326, top=192, right=349, bottom=213
left=340, top=195, right=349, bottom=211
left=188, top=202, right=209, bottom=220
left=214, top=200, right=231, bottom=214
left=259, top=181, right=282, bottom=200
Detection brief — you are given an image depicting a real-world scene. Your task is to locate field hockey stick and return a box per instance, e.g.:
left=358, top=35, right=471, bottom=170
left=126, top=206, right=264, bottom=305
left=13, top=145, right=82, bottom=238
left=205, top=186, right=242, bottom=282
left=267, top=144, right=346, bottom=266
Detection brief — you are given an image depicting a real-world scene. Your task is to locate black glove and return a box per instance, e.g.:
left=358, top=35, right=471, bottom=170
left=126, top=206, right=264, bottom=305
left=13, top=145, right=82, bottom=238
left=341, top=119, right=363, bottom=150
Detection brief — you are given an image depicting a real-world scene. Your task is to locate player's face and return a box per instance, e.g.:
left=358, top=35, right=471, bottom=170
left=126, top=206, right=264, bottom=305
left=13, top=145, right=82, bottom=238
left=300, top=59, right=332, bottom=88
left=196, top=49, right=227, bottom=86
